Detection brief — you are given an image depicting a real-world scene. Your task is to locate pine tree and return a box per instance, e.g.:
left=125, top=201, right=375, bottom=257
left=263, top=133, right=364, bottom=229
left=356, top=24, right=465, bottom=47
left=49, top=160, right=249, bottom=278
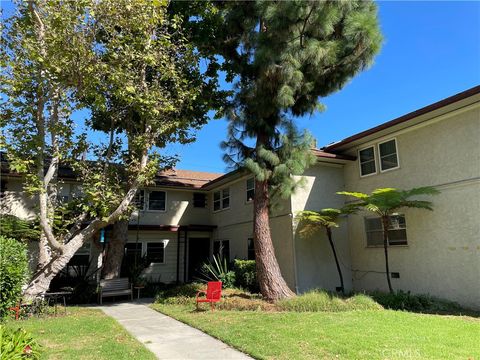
left=216, top=1, right=383, bottom=300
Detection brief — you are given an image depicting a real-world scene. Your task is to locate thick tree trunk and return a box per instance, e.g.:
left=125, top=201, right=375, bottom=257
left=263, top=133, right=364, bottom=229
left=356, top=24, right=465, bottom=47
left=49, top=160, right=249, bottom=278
left=36, top=232, right=52, bottom=271
left=253, top=178, right=295, bottom=301
left=382, top=216, right=394, bottom=294
left=326, top=227, right=344, bottom=294
left=101, top=219, right=129, bottom=279
left=23, top=235, right=87, bottom=299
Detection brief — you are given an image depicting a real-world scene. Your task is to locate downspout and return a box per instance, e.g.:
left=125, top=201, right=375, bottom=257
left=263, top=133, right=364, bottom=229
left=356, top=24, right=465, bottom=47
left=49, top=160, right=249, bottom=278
left=290, top=212, right=299, bottom=294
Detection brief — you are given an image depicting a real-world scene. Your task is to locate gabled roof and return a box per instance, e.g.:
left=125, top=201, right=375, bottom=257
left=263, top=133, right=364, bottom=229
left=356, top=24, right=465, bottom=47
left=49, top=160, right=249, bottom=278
left=323, top=85, right=480, bottom=152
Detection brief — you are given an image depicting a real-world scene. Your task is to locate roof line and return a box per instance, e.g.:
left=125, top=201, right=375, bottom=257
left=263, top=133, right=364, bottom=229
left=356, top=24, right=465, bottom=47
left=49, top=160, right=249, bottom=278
left=323, top=85, right=480, bottom=151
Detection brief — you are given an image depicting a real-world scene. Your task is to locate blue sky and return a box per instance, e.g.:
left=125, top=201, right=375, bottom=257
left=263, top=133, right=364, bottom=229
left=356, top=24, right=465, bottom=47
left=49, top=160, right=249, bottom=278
left=172, top=1, right=480, bottom=173
left=2, top=1, right=479, bottom=173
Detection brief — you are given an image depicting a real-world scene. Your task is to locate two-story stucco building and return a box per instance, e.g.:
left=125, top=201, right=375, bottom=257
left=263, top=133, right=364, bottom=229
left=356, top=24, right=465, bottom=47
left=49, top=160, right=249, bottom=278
left=1, top=86, right=479, bottom=309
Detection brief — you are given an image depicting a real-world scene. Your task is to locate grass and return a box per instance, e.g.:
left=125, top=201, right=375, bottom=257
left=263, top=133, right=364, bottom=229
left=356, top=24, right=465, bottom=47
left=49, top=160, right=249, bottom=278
left=5, top=307, right=156, bottom=360
left=153, top=303, right=480, bottom=360
left=152, top=285, right=479, bottom=359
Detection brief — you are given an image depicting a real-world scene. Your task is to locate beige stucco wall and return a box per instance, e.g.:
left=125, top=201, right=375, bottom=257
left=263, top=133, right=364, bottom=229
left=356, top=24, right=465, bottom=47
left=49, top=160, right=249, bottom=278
left=132, top=187, right=211, bottom=227
left=291, top=163, right=353, bottom=293
left=212, top=175, right=297, bottom=290
left=341, top=104, right=480, bottom=309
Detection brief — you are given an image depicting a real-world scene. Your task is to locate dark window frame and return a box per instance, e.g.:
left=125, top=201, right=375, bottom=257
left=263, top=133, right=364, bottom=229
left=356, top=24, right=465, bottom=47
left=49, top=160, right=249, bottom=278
left=146, top=241, right=166, bottom=264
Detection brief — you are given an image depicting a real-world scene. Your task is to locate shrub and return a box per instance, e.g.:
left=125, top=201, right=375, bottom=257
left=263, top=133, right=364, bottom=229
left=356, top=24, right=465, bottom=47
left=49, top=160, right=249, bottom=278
left=155, top=283, right=204, bottom=303
left=0, top=236, right=29, bottom=318
left=277, top=290, right=383, bottom=312
left=199, top=255, right=236, bottom=288
left=0, top=325, right=41, bottom=359
left=233, top=260, right=259, bottom=293
left=369, top=290, right=466, bottom=314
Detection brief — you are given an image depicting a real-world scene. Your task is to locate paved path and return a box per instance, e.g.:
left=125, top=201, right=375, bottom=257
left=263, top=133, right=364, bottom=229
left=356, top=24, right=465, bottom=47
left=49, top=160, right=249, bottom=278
left=97, top=300, right=252, bottom=360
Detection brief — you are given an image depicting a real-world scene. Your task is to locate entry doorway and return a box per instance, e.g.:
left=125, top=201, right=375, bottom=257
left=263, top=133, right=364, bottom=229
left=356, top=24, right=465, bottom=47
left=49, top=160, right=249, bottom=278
left=188, top=238, right=210, bottom=281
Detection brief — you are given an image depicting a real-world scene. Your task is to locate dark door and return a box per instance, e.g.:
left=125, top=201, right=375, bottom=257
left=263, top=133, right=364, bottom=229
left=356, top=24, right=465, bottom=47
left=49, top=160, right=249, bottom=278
left=188, top=238, right=210, bottom=281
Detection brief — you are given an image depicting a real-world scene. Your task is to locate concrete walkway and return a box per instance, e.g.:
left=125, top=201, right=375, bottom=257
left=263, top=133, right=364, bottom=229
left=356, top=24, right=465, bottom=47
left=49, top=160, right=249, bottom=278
left=97, top=300, right=252, bottom=360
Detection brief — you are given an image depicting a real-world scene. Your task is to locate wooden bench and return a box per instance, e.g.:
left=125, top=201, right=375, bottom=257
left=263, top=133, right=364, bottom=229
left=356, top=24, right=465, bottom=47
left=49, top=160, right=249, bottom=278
left=98, top=278, right=133, bottom=304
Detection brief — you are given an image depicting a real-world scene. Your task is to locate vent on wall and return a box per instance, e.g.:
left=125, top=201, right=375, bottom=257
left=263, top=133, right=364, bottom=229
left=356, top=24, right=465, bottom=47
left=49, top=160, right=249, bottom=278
left=391, top=272, right=400, bottom=279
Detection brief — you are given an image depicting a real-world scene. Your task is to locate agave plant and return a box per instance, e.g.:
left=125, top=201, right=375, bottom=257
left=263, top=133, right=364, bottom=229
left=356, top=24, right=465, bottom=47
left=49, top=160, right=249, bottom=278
left=199, top=254, right=236, bottom=288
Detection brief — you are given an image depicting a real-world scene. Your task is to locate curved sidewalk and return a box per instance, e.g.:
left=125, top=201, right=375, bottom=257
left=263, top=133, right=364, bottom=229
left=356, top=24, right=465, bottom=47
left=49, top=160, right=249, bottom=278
left=98, top=300, right=252, bottom=360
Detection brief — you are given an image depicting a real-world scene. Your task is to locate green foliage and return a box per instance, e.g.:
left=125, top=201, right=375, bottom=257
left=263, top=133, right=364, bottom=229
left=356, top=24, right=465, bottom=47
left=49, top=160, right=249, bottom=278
left=233, top=260, right=259, bottom=293
left=154, top=283, right=204, bottom=303
left=277, top=290, right=382, bottom=312
left=217, top=1, right=383, bottom=203
left=0, top=325, right=41, bottom=359
left=338, top=187, right=440, bottom=217
left=0, top=215, right=39, bottom=242
left=295, top=208, right=343, bottom=237
left=369, top=291, right=469, bottom=314
left=199, top=255, right=236, bottom=288
left=0, top=236, right=29, bottom=318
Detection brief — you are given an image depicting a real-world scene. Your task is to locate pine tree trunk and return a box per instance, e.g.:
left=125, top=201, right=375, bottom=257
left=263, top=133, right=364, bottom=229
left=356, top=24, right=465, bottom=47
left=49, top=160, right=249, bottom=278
left=382, top=216, right=394, bottom=294
left=23, top=236, right=87, bottom=299
left=326, top=227, right=344, bottom=294
left=101, top=220, right=129, bottom=279
left=253, top=178, right=295, bottom=301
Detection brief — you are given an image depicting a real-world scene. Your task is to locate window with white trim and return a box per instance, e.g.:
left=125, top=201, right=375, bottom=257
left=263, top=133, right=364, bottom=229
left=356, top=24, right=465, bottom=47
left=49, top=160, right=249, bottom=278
left=359, top=146, right=376, bottom=176
left=378, top=139, right=399, bottom=171
left=246, top=178, right=255, bottom=202
left=364, top=214, right=407, bottom=247
left=213, top=188, right=230, bottom=211
left=146, top=241, right=166, bottom=264
left=148, top=191, right=166, bottom=211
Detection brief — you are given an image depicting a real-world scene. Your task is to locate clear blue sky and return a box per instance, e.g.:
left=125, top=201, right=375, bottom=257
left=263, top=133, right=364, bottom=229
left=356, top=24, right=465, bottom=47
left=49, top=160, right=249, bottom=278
left=171, top=1, right=480, bottom=173
left=2, top=1, right=479, bottom=173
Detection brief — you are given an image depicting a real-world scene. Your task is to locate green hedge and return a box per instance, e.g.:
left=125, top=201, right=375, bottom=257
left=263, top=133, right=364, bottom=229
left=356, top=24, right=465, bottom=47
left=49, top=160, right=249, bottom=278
left=0, top=236, right=29, bottom=318
left=233, top=259, right=259, bottom=293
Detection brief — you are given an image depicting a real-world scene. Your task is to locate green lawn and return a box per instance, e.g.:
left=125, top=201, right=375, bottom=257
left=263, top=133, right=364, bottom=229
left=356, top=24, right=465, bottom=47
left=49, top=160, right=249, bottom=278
left=6, top=307, right=155, bottom=360
left=152, top=304, right=480, bottom=360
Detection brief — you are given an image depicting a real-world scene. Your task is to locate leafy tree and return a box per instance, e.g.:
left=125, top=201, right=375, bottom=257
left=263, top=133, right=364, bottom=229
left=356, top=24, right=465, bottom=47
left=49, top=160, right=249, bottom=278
left=215, top=1, right=383, bottom=300
left=1, top=0, right=209, bottom=297
left=0, top=215, right=39, bottom=243
left=338, top=187, right=440, bottom=294
left=296, top=208, right=348, bottom=294
left=94, top=0, right=228, bottom=280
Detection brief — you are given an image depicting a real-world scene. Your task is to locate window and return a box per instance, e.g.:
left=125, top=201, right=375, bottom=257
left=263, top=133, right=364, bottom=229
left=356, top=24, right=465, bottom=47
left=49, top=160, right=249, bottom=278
left=359, top=146, right=376, bottom=176
left=246, top=178, right=255, bottom=202
left=134, top=190, right=145, bottom=210
left=69, top=243, right=91, bottom=266
left=213, top=188, right=230, bottom=211
left=247, top=237, right=255, bottom=260
left=364, top=214, right=407, bottom=247
left=214, top=240, right=230, bottom=263
left=378, top=139, right=399, bottom=171
left=146, top=242, right=166, bottom=264
left=193, top=193, right=207, bottom=208
left=148, top=191, right=166, bottom=211
left=124, top=242, right=142, bottom=260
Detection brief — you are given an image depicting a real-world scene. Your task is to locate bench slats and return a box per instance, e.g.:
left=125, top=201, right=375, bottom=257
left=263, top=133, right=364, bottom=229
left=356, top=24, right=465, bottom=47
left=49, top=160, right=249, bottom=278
left=99, top=278, right=133, bottom=304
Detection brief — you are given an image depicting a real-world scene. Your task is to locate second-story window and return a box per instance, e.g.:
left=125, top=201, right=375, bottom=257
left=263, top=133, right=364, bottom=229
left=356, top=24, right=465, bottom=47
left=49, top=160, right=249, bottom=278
left=148, top=191, right=166, bottom=211
left=213, top=188, right=230, bottom=211
left=359, top=146, right=376, bottom=176
left=378, top=139, right=399, bottom=171
left=246, top=177, right=255, bottom=202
